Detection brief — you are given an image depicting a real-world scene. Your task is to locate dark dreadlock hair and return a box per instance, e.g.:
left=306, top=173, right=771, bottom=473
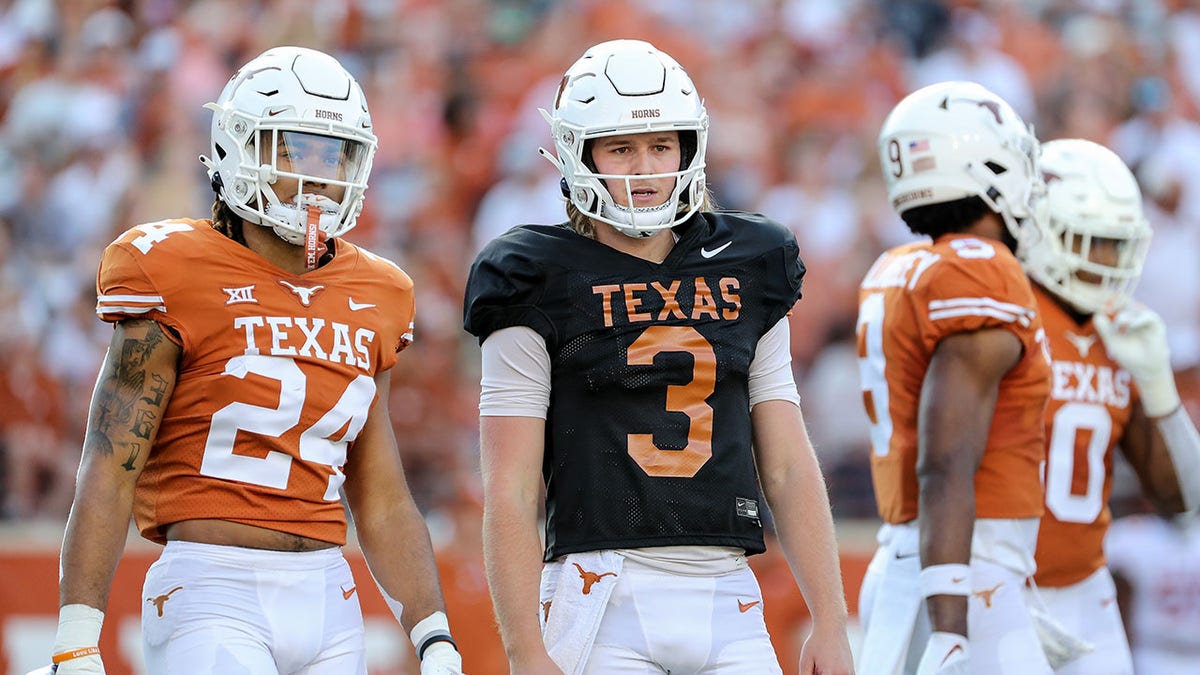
left=211, top=198, right=246, bottom=246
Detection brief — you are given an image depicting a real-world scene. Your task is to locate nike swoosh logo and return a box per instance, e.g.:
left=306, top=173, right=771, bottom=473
left=348, top=298, right=376, bottom=311
left=700, top=241, right=732, bottom=258
left=341, top=584, right=357, bottom=600
left=951, top=576, right=966, bottom=583
left=737, top=599, right=761, bottom=613
left=940, top=643, right=964, bottom=666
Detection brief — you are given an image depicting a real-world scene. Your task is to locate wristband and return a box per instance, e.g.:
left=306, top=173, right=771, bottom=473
left=410, top=611, right=459, bottom=660
left=919, top=563, right=972, bottom=597
left=417, top=634, right=459, bottom=660
left=52, top=646, right=101, bottom=664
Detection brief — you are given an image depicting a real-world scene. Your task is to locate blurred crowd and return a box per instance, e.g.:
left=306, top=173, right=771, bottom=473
left=2, top=0, right=1199, bottom=552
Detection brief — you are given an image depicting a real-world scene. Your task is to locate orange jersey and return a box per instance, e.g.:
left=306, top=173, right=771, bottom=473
left=96, top=219, right=415, bottom=545
left=1032, top=286, right=1134, bottom=587
left=857, top=234, right=1050, bottom=524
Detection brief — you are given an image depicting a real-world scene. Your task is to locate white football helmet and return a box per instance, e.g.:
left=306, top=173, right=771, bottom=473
left=540, top=39, right=708, bottom=238
left=1023, top=139, right=1151, bottom=314
left=878, top=80, right=1042, bottom=244
left=200, top=46, right=377, bottom=244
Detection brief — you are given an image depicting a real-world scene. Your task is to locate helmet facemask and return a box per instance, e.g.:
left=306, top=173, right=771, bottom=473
left=250, top=126, right=372, bottom=245
left=1050, top=225, right=1149, bottom=313
left=540, top=39, right=708, bottom=238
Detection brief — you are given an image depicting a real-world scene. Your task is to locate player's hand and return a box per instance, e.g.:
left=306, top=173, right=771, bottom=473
left=506, top=648, right=561, bottom=672
left=1094, top=303, right=1180, bottom=417
left=509, top=650, right=563, bottom=675
left=798, top=620, right=855, bottom=674
left=420, top=642, right=464, bottom=675
left=915, top=632, right=970, bottom=675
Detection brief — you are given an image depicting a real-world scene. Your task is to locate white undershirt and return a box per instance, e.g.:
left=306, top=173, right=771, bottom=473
left=478, top=317, right=800, bottom=417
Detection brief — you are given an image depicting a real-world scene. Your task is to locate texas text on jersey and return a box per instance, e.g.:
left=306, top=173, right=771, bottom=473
left=857, top=233, right=1051, bottom=524
left=464, top=211, right=803, bottom=561
left=95, top=218, right=415, bottom=545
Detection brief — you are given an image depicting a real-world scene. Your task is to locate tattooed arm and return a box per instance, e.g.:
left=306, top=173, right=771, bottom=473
left=60, top=319, right=180, bottom=611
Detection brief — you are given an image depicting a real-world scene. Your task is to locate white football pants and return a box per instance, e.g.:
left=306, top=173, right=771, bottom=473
left=858, top=522, right=1052, bottom=675
left=540, top=552, right=784, bottom=674
left=1028, top=567, right=1134, bottom=675
left=140, top=540, right=366, bottom=674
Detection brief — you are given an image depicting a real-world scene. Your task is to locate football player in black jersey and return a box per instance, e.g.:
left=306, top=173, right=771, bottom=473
left=463, top=39, right=853, bottom=675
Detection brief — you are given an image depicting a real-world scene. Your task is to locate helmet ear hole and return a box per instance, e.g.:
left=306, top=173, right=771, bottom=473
left=679, top=130, right=697, bottom=170
left=581, top=139, right=597, bottom=173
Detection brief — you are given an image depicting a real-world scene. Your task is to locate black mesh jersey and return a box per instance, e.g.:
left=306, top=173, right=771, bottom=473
left=463, top=211, right=805, bottom=561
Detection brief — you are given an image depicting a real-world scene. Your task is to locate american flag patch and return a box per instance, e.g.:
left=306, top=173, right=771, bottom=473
left=909, top=139, right=930, bottom=152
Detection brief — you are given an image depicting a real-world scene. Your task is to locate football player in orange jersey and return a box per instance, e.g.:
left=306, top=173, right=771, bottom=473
left=855, top=81, right=1053, bottom=675
left=464, top=40, right=853, bottom=675
left=1020, top=138, right=1200, bottom=674
left=44, top=47, right=463, bottom=675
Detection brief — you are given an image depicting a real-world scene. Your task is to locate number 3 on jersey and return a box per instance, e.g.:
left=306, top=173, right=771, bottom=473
left=857, top=293, right=893, bottom=457
left=200, top=355, right=374, bottom=499
left=627, top=325, right=716, bottom=478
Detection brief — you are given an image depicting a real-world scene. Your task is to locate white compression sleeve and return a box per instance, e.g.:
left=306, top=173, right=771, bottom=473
left=1158, top=407, right=1200, bottom=512
left=748, top=317, right=801, bottom=407
left=479, top=326, right=551, bottom=418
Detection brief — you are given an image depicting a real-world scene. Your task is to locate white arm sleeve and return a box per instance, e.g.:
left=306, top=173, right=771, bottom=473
left=749, top=317, right=801, bottom=408
left=1158, top=407, right=1200, bottom=512
left=479, top=326, right=551, bottom=418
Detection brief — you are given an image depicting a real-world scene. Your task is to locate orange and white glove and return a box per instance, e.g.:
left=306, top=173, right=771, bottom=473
left=1096, top=303, right=1200, bottom=510
left=1094, top=303, right=1179, bottom=417
left=915, top=631, right=970, bottom=675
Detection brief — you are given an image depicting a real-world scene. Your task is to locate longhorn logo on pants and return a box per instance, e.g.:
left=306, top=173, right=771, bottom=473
left=573, top=562, right=617, bottom=594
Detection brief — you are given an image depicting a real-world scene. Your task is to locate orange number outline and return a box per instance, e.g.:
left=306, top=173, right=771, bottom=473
left=625, top=325, right=715, bottom=477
